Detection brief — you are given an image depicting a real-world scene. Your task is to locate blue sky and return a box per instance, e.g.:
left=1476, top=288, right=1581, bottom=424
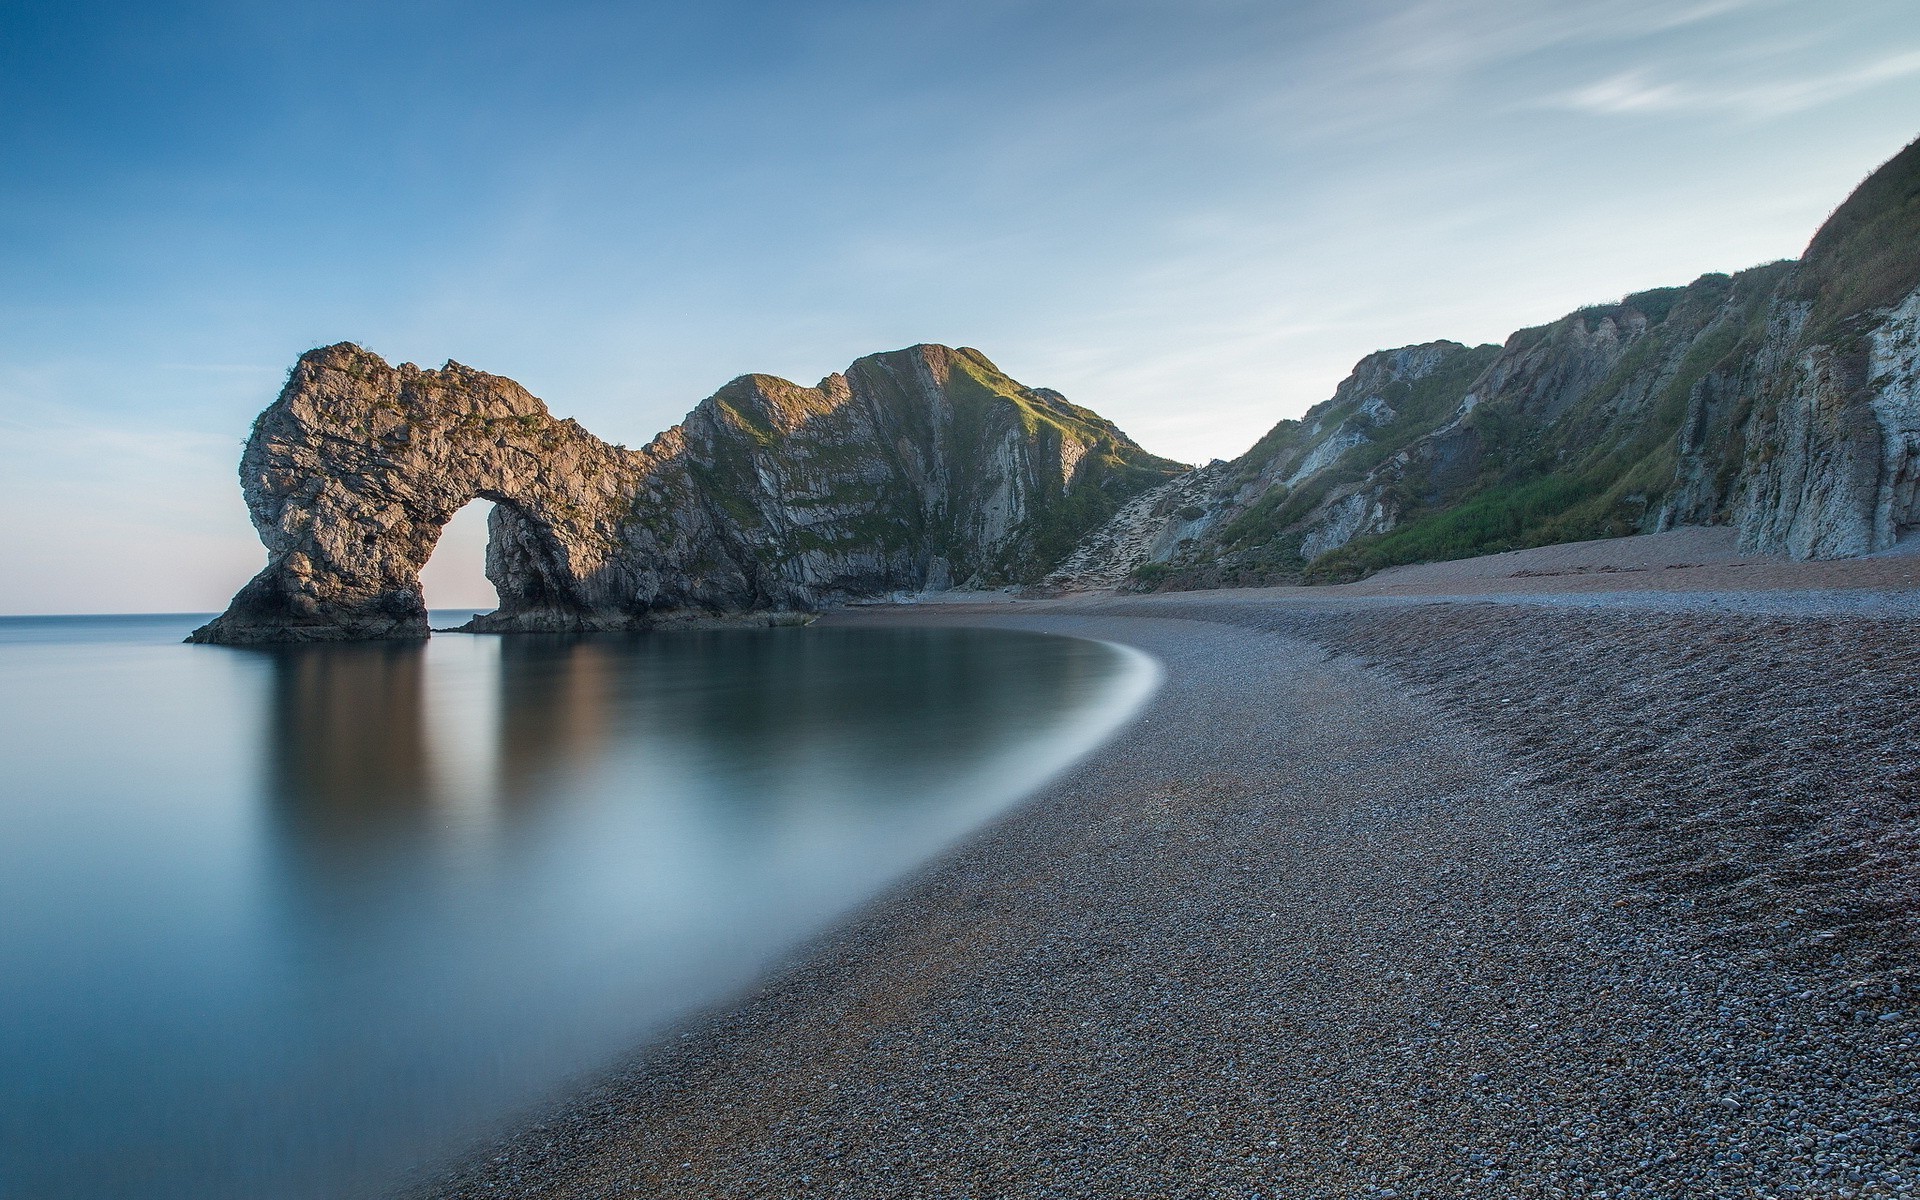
left=3, top=0, right=1917, bottom=612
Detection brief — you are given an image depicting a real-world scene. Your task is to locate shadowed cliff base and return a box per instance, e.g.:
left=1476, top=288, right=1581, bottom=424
left=187, top=343, right=1183, bottom=644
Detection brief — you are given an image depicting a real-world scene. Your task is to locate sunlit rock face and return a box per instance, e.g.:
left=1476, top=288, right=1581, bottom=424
left=188, top=346, right=653, bottom=643
left=189, top=343, right=1182, bottom=643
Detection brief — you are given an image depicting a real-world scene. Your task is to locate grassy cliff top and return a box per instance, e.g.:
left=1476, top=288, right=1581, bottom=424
left=703, top=343, right=1186, bottom=474
left=1795, top=134, right=1920, bottom=338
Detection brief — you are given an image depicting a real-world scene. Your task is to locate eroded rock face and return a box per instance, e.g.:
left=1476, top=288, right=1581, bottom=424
left=188, top=347, right=656, bottom=643
left=190, top=343, right=1181, bottom=643
left=1735, top=288, right=1920, bottom=558
left=1079, top=133, right=1920, bottom=590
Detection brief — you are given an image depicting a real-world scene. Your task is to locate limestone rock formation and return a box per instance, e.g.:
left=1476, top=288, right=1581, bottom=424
left=1035, top=463, right=1228, bottom=593
left=1085, top=133, right=1920, bottom=591
left=189, top=344, right=1182, bottom=643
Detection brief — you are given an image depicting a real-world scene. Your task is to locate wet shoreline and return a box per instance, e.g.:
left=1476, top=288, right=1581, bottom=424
left=422, top=582, right=1920, bottom=1197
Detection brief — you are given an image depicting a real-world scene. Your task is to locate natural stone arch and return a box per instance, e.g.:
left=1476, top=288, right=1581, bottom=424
left=414, top=496, right=498, bottom=612
left=191, top=341, right=1187, bottom=644
left=189, top=344, right=653, bottom=643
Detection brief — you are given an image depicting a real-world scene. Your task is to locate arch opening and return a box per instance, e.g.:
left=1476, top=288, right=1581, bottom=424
left=420, top=499, right=500, bottom=620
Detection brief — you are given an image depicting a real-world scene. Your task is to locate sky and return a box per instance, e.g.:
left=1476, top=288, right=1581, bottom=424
left=2, top=0, right=1917, bottom=613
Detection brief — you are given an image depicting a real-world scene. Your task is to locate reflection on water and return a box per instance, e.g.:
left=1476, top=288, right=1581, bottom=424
left=265, top=642, right=436, bottom=829
left=0, top=617, right=1156, bottom=1200
left=495, top=635, right=615, bottom=805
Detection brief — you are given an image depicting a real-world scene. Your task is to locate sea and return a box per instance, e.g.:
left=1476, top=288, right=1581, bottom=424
left=0, top=613, right=1155, bottom=1199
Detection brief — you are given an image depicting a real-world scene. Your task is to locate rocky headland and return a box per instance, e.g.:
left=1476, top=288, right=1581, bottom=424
left=379, top=137, right=1920, bottom=1182
left=193, top=138, right=1917, bottom=642
left=188, top=344, right=1181, bottom=643
left=1079, top=134, right=1920, bottom=591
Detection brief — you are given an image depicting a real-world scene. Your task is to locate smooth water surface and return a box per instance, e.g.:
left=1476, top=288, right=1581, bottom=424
left=0, top=615, right=1155, bottom=1199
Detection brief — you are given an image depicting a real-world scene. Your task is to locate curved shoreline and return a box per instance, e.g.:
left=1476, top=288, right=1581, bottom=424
left=418, top=585, right=1920, bottom=1198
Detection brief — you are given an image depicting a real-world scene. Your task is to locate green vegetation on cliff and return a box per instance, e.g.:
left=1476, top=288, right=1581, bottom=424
left=1124, top=135, right=1920, bottom=592
left=942, top=347, right=1186, bottom=581
left=1303, top=265, right=1794, bottom=581
left=692, top=343, right=1184, bottom=592
left=1794, top=135, right=1920, bottom=341
left=1216, top=343, right=1501, bottom=560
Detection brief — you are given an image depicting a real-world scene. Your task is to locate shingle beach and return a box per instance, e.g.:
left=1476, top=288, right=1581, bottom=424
left=422, top=536, right=1920, bottom=1199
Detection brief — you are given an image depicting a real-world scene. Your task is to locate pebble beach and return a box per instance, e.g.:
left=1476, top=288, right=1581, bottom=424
left=420, top=535, right=1920, bottom=1199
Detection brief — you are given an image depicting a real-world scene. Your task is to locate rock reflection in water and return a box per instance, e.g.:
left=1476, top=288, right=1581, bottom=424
left=257, top=627, right=1129, bottom=847
left=260, top=641, right=436, bottom=830
left=493, top=634, right=618, bottom=807
left=0, top=620, right=1152, bottom=1200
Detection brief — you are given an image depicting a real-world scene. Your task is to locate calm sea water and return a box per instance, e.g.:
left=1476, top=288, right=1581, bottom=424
left=0, top=614, right=1155, bottom=1199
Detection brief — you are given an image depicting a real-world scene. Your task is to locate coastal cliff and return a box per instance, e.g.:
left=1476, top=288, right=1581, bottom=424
left=189, top=345, right=1182, bottom=643
left=1080, top=135, right=1920, bottom=590
left=193, top=136, right=1920, bottom=637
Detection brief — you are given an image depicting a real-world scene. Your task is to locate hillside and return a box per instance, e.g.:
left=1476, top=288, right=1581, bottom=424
left=1096, top=134, right=1920, bottom=592
left=190, top=343, right=1182, bottom=643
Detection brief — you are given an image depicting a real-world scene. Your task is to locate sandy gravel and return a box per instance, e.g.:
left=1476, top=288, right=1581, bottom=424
left=418, top=548, right=1920, bottom=1200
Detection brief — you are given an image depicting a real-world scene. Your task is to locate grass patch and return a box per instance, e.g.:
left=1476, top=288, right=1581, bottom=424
left=1305, top=474, right=1602, bottom=581
left=1794, top=135, right=1920, bottom=341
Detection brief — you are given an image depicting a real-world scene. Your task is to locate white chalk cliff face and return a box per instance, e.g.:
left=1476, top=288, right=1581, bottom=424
left=189, top=344, right=1183, bottom=643
left=1076, top=133, right=1920, bottom=591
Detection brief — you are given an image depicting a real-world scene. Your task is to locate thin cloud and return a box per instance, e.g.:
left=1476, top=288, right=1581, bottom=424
left=1173, top=0, right=1776, bottom=150
left=1561, top=48, right=1920, bottom=118
left=1348, top=0, right=1766, bottom=78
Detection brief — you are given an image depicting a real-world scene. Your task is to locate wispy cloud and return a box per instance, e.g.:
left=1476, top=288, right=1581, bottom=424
left=1156, top=0, right=1782, bottom=150
left=1359, top=0, right=1767, bottom=74
left=0, top=394, right=244, bottom=526
left=1559, top=47, right=1920, bottom=118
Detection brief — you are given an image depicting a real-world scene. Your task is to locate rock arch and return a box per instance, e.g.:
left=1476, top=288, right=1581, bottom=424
left=415, top=497, right=498, bottom=612
left=190, top=341, right=1186, bottom=644
left=189, top=344, right=652, bottom=643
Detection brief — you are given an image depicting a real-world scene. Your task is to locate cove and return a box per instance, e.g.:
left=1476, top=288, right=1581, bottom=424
left=0, top=616, right=1157, bottom=1199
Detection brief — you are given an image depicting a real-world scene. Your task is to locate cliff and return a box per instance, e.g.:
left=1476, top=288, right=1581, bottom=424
left=191, top=135, right=1920, bottom=635
left=1094, top=134, right=1920, bottom=590
left=189, top=344, right=1183, bottom=643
